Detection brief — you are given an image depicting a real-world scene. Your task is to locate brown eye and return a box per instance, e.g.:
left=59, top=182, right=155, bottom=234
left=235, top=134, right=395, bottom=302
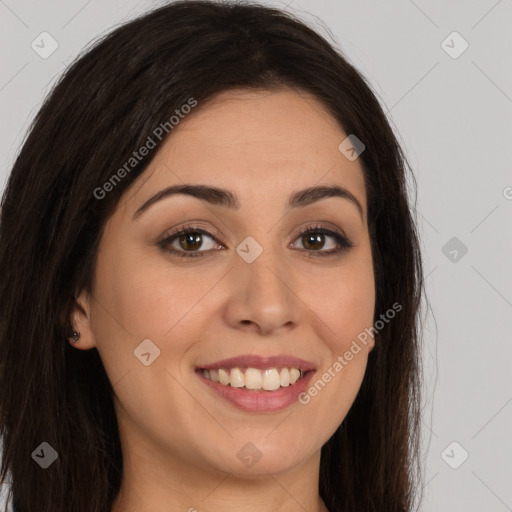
left=301, top=232, right=327, bottom=251
left=157, top=223, right=353, bottom=260
left=177, top=232, right=203, bottom=251
left=158, top=225, right=222, bottom=258
left=292, top=226, right=353, bottom=256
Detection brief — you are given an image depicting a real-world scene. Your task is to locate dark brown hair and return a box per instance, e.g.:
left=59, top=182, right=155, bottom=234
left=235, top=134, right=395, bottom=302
left=0, top=1, right=424, bottom=510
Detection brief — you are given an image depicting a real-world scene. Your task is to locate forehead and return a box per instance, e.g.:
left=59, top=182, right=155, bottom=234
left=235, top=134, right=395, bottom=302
left=128, top=88, right=367, bottom=216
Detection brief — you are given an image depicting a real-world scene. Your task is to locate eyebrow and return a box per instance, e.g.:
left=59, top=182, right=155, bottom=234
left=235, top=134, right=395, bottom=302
left=133, top=183, right=364, bottom=221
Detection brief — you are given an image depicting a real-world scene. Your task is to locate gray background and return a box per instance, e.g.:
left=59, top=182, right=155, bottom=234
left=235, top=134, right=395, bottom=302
left=1, top=1, right=511, bottom=511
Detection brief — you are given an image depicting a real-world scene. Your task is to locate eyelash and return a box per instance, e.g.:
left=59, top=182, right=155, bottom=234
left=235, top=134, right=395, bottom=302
left=157, top=223, right=354, bottom=260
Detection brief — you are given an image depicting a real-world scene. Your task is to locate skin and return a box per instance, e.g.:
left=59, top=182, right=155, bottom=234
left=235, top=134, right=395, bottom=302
left=71, top=87, right=375, bottom=512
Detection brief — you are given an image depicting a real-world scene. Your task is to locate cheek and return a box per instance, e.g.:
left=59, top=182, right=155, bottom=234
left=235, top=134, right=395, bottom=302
left=92, top=244, right=195, bottom=337
left=299, top=249, right=375, bottom=416
left=298, top=270, right=374, bottom=437
left=308, top=255, right=375, bottom=352
left=335, top=274, right=375, bottom=348
left=90, top=244, right=221, bottom=382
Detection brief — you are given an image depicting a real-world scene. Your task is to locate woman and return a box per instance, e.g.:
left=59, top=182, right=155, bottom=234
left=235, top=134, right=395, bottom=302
left=0, top=1, right=425, bottom=511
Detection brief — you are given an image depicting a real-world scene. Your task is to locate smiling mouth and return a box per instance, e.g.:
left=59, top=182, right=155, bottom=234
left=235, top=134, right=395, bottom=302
left=196, top=367, right=311, bottom=391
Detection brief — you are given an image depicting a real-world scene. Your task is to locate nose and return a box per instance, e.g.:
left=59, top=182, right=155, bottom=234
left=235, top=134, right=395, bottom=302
left=224, top=245, right=300, bottom=336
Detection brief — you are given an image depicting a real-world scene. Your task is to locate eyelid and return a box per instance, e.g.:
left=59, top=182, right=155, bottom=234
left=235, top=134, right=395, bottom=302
left=288, top=220, right=349, bottom=242
left=158, top=222, right=222, bottom=242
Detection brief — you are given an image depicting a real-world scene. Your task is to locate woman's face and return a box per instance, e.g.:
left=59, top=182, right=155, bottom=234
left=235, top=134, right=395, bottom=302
left=74, top=88, right=375, bottom=479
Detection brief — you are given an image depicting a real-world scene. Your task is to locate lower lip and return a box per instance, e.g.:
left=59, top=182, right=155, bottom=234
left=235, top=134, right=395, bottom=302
left=196, top=370, right=316, bottom=412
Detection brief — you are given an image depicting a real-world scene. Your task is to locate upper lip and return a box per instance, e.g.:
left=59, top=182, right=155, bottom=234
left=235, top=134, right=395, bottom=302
left=196, top=354, right=316, bottom=371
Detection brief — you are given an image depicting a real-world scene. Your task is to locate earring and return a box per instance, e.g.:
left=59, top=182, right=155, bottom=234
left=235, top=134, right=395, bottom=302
left=70, top=331, right=80, bottom=344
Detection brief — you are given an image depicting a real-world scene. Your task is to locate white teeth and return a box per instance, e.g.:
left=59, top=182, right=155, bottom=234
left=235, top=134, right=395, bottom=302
left=230, top=368, right=245, bottom=388
left=263, top=368, right=281, bottom=390
left=201, top=367, right=307, bottom=390
left=280, top=367, right=290, bottom=387
left=218, top=368, right=230, bottom=386
left=289, top=368, right=300, bottom=384
left=244, top=368, right=262, bottom=389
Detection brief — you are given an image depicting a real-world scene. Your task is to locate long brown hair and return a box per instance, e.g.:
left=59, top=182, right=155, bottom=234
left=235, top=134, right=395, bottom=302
left=0, top=1, right=424, bottom=510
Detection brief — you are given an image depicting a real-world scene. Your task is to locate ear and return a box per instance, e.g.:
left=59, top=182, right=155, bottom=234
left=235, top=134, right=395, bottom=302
left=69, top=289, right=97, bottom=350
